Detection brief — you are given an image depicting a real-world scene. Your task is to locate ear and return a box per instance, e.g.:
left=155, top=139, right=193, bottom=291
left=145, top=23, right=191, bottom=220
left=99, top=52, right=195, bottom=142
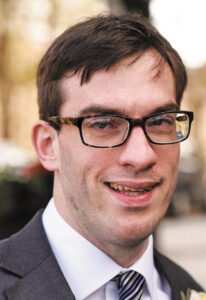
left=31, top=120, right=59, bottom=171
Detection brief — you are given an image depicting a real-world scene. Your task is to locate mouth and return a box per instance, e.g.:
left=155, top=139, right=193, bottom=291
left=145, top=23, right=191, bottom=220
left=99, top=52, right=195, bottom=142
left=105, top=182, right=159, bottom=196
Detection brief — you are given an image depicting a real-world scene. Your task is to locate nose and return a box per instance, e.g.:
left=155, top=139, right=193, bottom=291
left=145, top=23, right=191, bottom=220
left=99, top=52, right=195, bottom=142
left=118, top=126, right=157, bottom=171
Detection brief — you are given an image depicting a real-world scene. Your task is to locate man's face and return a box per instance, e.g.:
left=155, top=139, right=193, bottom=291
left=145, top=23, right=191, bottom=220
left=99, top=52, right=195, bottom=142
left=54, top=49, right=180, bottom=252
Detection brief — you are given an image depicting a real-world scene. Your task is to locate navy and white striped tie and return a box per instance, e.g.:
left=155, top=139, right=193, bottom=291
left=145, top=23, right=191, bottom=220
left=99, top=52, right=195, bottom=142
left=115, top=270, right=145, bottom=300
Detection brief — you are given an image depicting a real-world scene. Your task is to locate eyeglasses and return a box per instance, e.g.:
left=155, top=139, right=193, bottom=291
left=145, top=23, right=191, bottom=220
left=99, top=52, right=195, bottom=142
left=48, top=110, right=194, bottom=148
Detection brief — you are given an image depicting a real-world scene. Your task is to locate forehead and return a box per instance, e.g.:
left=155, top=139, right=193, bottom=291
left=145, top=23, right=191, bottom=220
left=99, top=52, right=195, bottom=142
left=60, top=49, right=177, bottom=117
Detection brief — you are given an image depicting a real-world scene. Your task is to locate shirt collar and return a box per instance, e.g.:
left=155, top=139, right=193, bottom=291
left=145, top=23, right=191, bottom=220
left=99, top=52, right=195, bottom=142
left=130, top=235, right=155, bottom=298
left=42, top=198, right=155, bottom=299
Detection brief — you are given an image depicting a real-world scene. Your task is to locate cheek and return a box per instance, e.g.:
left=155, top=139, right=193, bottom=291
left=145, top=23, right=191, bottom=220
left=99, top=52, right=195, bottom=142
left=157, top=144, right=180, bottom=172
left=159, top=145, right=180, bottom=198
left=169, top=145, right=180, bottom=176
left=59, top=141, right=109, bottom=189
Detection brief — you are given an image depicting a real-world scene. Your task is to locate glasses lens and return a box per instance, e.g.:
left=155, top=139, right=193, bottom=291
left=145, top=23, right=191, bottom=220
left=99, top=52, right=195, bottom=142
left=82, top=116, right=129, bottom=147
left=145, top=112, right=190, bottom=144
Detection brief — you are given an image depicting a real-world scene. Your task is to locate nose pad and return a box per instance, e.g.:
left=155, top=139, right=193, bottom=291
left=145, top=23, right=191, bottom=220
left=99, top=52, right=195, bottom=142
left=119, top=126, right=157, bottom=169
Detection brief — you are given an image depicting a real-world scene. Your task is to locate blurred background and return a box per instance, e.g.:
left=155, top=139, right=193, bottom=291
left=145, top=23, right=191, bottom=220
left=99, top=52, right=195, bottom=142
left=0, top=0, right=206, bottom=288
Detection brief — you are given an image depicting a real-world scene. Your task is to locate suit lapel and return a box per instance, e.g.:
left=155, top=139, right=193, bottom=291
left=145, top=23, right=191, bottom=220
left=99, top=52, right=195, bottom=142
left=5, top=254, right=75, bottom=299
left=1, top=210, right=75, bottom=299
left=154, top=249, right=203, bottom=300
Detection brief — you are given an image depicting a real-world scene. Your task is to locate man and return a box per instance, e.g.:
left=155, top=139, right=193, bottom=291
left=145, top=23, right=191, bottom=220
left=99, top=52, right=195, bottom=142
left=0, top=13, right=203, bottom=299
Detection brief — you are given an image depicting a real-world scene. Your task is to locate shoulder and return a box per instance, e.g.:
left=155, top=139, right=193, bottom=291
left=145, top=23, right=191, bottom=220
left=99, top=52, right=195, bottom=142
left=0, top=210, right=47, bottom=293
left=154, top=249, right=203, bottom=296
left=0, top=237, right=9, bottom=266
left=0, top=210, right=75, bottom=299
left=0, top=237, right=14, bottom=297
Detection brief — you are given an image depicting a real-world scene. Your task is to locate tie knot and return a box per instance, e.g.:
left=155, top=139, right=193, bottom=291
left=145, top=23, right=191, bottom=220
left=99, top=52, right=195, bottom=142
left=115, top=270, right=145, bottom=300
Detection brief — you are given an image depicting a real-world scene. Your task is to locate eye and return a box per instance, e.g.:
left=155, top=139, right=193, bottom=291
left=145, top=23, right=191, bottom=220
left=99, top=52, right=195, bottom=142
left=85, top=116, right=119, bottom=130
left=147, top=114, right=175, bottom=127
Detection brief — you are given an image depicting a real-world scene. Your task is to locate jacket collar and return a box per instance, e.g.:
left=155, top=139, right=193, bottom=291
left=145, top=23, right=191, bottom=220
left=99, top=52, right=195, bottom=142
left=1, top=210, right=75, bottom=299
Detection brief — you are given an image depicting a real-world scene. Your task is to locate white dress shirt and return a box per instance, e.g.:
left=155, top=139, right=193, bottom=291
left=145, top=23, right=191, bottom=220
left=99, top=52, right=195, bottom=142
left=42, top=198, right=171, bottom=300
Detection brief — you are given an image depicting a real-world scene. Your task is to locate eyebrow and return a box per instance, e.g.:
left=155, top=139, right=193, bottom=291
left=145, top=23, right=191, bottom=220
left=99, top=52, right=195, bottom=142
left=79, top=103, right=179, bottom=118
left=149, top=103, right=179, bottom=115
left=79, top=106, right=127, bottom=117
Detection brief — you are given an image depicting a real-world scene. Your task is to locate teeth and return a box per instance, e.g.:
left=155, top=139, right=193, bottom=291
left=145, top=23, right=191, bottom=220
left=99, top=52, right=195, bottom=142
left=124, top=186, right=130, bottom=191
left=109, top=183, right=153, bottom=194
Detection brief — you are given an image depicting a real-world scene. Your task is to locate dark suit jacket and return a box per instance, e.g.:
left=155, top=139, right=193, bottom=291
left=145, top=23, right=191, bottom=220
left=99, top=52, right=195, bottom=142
left=0, top=210, right=203, bottom=299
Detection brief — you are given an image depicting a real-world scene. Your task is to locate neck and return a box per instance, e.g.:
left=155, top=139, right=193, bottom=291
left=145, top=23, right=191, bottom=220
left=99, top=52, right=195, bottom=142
left=89, top=237, right=149, bottom=268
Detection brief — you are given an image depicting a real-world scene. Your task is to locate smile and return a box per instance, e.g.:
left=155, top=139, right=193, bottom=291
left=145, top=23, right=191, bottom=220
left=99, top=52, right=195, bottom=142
left=106, top=182, right=158, bottom=196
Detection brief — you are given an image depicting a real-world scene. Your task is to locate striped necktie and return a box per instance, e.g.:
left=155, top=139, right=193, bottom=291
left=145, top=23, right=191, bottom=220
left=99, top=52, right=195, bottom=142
left=115, top=270, right=145, bottom=300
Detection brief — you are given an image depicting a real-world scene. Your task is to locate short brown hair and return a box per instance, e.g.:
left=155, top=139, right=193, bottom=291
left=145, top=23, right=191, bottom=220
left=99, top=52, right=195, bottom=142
left=37, top=13, right=187, bottom=120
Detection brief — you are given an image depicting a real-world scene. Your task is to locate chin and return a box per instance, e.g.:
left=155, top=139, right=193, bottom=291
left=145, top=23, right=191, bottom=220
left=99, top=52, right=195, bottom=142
left=111, top=221, right=153, bottom=247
